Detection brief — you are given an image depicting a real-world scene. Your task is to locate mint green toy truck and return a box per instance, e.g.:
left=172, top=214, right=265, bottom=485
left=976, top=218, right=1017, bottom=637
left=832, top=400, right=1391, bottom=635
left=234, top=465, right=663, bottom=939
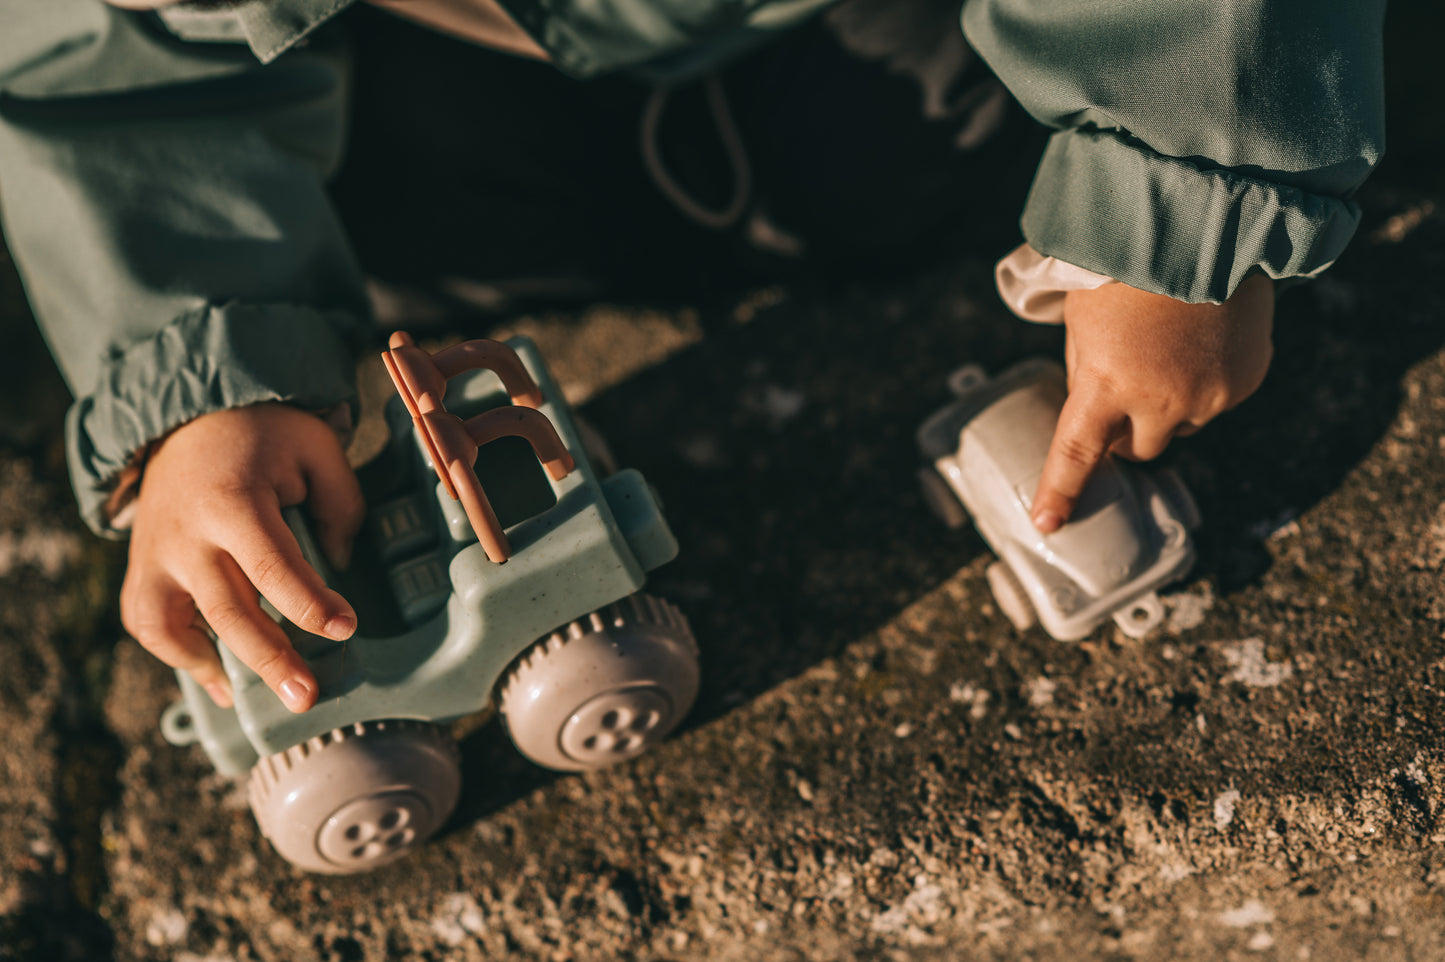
left=159, top=334, right=699, bottom=874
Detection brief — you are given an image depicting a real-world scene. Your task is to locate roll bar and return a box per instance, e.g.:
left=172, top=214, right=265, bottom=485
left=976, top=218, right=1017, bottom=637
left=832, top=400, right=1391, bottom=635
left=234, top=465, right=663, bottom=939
left=382, top=332, right=576, bottom=562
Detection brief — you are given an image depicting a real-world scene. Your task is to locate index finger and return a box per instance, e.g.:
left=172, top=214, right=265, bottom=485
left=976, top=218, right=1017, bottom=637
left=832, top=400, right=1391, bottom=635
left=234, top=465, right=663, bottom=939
left=192, top=556, right=319, bottom=714
left=220, top=501, right=357, bottom=643
left=1031, top=385, right=1128, bottom=533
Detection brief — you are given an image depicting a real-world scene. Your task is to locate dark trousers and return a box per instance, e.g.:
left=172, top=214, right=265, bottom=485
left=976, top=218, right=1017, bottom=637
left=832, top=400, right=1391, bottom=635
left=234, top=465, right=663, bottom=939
left=329, top=0, right=1037, bottom=314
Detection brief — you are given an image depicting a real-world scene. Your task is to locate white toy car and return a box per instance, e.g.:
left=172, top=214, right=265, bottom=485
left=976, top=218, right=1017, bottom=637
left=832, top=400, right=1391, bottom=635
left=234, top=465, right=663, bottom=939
left=916, top=360, right=1200, bottom=640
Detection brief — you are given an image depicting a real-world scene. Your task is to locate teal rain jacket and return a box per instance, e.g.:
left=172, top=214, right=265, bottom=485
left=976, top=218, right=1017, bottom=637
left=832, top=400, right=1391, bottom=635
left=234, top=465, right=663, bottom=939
left=0, top=0, right=1387, bottom=536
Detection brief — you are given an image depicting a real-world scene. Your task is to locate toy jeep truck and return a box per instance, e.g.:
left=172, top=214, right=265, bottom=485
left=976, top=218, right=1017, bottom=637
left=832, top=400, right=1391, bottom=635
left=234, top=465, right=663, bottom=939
left=160, top=333, right=699, bottom=874
left=917, top=359, right=1199, bottom=641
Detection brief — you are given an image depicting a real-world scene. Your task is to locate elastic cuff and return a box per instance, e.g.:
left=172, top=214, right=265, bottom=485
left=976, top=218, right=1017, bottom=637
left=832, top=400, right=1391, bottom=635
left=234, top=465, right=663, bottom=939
left=1022, top=129, right=1361, bottom=304
left=99, top=401, right=356, bottom=533
left=67, top=301, right=362, bottom=538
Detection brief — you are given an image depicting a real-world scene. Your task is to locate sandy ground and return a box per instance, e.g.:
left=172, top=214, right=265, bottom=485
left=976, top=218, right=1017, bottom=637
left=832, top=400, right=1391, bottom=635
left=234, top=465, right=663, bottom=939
left=2, top=7, right=1444, bottom=961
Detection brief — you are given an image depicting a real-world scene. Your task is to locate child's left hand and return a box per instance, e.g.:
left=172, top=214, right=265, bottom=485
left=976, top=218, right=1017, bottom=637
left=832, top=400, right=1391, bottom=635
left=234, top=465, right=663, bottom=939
left=1030, top=274, right=1275, bottom=533
left=118, top=403, right=365, bottom=713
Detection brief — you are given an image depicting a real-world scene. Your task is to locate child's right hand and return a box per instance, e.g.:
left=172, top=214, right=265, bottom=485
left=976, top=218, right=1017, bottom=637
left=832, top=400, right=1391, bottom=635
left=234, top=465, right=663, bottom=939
left=119, top=403, right=366, bottom=714
left=1030, top=274, right=1275, bottom=533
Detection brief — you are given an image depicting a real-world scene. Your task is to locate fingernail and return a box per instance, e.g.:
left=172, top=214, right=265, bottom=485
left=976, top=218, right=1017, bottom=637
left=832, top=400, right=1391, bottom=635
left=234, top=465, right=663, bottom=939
left=279, top=678, right=313, bottom=713
left=324, top=613, right=356, bottom=641
left=1033, top=510, right=1064, bottom=534
left=204, top=681, right=234, bottom=709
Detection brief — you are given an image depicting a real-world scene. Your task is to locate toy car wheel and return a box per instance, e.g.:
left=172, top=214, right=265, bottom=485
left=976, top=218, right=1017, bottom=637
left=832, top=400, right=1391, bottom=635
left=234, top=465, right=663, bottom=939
left=247, top=719, right=461, bottom=875
left=917, top=466, right=969, bottom=530
left=1155, top=468, right=1202, bottom=532
left=986, top=560, right=1037, bottom=632
left=499, top=592, right=699, bottom=772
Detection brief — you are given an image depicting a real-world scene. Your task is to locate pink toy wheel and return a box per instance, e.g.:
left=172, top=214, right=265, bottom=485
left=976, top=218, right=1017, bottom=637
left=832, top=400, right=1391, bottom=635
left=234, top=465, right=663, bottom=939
left=1155, top=468, right=1202, bottom=532
left=917, top=466, right=968, bottom=530
left=247, top=719, right=460, bottom=874
left=986, top=560, right=1036, bottom=632
left=498, top=593, right=699, bottom=772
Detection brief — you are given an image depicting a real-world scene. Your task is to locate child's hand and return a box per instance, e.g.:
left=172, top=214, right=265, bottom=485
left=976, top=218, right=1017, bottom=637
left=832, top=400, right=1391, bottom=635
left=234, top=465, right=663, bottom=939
left=119, top=403, right=366, bottom=713
left=1031, top=274, right=1274, bottom=533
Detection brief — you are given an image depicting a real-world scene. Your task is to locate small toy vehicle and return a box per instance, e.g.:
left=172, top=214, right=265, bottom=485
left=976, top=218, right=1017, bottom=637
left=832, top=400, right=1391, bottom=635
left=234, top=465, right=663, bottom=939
left=916, top=359, right=1199, bottom=641
left=160, top=333, right=699, bottom=874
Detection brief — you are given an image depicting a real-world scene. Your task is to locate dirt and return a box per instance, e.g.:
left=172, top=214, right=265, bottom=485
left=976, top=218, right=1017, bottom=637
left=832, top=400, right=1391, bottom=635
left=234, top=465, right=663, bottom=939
left=2, top=5, right=1444, bottom=960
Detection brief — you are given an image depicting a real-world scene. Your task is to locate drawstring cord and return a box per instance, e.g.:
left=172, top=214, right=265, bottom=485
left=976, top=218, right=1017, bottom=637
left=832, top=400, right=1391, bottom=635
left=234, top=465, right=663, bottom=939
left=640, top=74, right=753, bottom=231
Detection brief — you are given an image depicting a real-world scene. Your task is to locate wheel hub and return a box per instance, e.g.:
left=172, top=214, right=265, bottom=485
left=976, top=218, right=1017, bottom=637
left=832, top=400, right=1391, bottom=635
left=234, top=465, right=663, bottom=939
left=316, top=791, right=434, bottom=869
left=559, top=686, right=673, bottom=765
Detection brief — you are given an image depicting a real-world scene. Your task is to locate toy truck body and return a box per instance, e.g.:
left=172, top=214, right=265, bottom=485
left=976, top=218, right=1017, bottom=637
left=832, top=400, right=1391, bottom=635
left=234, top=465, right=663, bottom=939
left=161, top=335, right=698, bottom=873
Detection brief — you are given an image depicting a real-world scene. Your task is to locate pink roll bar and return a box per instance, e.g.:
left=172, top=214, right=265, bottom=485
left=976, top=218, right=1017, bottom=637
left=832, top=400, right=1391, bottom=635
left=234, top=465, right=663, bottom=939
left=382, top=331, right=575, bottom=562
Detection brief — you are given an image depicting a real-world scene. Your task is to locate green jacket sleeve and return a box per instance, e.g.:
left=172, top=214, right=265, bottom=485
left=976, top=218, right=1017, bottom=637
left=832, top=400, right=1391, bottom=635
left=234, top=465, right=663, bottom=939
left=961, top=0, right=1387, bottom=303
left=0, top=1, right=371, bottom=537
